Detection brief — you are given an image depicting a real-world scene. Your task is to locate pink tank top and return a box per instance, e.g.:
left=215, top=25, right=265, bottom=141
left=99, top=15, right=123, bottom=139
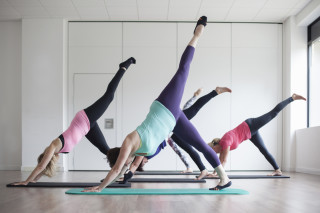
left=59, top=110, right=90, bottom=153
left=219, top=121, right=251, bottom=151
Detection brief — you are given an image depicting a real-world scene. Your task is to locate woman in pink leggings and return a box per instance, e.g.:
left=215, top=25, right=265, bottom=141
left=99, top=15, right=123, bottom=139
left=13, top=58, right=135, bottom=185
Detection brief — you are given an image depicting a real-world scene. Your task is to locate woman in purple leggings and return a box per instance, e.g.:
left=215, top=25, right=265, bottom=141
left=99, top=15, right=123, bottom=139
left=84, top=16, right=231, bottom=192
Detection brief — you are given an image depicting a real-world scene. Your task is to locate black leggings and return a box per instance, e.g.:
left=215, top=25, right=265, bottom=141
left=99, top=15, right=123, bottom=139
left=171, top=90, right=218, bottom=171
left=245, top=97, right=294, bottom=170
left=82, top=68, right=126, bottom=155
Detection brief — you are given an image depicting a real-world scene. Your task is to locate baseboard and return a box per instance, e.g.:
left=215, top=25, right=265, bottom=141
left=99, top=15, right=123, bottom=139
left=0, top=165, right=21, bottom=170
left=21, top=166, right=65, bottom=172
left=296, top=167, right=320, bottom=175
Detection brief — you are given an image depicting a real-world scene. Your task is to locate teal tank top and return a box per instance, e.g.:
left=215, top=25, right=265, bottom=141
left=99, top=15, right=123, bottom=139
left=135, top=101, right=176, bottom=156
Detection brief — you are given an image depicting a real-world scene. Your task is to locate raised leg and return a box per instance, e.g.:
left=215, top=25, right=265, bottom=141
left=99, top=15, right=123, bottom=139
left=246, top=97, right=293, bottom=135
left=183, top=87, right=231, bottom=119
left=84, top=58, right=134, bottom=124
left=156, top=18, right=206, bottom=119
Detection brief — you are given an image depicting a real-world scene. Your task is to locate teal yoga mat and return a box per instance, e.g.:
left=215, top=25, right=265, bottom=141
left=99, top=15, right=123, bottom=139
left=66, top=188, right=249, bottom=195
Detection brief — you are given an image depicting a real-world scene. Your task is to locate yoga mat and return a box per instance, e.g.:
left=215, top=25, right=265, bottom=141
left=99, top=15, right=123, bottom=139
left=66, top=188, right=249, bottom=195
left=7, top=182, right=131, bottom=188
left=128, top=178, right=205, bottom=183
left=197, top=175, right=290, bottom=179
left=134, top=171, right=201, bottom=175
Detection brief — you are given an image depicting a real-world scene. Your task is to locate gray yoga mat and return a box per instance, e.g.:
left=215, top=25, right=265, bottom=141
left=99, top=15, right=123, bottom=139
left=134, top=171, right=201, bottom=175
left=127, top=178, right=206, bottom=183
left=7, top=182, right=131, bottom=188
left=197, top=175, right=290, bottom=179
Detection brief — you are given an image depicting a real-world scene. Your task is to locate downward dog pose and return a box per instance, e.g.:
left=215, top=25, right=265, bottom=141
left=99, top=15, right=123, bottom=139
left=13, top=58, right=135, bottom=185
left=131, top=88, right=204, bottom=174
left=126, top=87, right=231, bottom=182
left=208, top=94, right=306, bottom=176
left=84, top=16, right=231, bottom=192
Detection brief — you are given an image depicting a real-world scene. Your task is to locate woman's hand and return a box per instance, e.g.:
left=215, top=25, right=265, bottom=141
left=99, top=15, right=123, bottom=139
left=13, top=181, right=29, bottom=186
left=82, top=186, right=102, bottom=192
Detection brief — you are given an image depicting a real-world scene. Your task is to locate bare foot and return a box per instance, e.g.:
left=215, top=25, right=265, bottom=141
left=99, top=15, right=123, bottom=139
left=206, top=172, right=218, bottom=177
left=195, top=169, right=208, bottom=180
left=292, top=93, right=306, bottom=101
left=181, top=168, right=193, bottom=173
left=216, top=87, right=232, bottom=94
left=268, top=169, right=282, bottom=176
left=194, top=88, right=203, bottom=97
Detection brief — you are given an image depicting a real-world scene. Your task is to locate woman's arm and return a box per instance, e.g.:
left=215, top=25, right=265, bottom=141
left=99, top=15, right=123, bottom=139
left=83, top=133, right=138, bottom=192
left=129, top=156, right=144, bottom=173
left=219, top=146, right=230, bottom=168
left=31, top=172, right=44, bottom=183
left=13, top=143, right=57, bottom=185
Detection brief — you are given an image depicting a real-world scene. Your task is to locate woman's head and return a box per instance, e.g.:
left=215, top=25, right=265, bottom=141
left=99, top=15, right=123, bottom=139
left=208, top=138, right=222, bottom=153
left=37, top=150, right=59, bottom=177
left=106, top=147, right=121, bottom=168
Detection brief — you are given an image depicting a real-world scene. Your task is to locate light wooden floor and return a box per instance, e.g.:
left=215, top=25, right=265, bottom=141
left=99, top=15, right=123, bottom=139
left=1, top=171, right=320, bottom=213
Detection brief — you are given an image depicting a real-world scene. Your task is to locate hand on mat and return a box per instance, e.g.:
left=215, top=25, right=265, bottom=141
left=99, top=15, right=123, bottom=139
left=13, top=181, right=29, bottom=186
left=82, top=186, right=102, bottom=192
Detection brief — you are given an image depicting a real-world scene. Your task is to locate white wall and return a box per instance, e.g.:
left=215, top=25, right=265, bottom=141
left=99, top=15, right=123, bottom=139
left=296, top=126, right=320, bottom=175
left=282, top=0, right=320, bottom=172
left=0, top=21, right=22, bottom=170
left=282, top=0, right=320, bottom=174
left=68, top=22, right=282, bottom=171
left=21, top=19, right=67, bottom=171
left=282, top=16, right=308, bottom=172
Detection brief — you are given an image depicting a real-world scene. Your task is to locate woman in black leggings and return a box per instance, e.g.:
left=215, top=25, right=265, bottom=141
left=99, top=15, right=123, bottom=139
left=13, top=58, right=135, bottom=185
left=209, top=94, right=306, bottom=176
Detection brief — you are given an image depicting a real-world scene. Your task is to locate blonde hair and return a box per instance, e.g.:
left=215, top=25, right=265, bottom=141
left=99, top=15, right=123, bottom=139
left=37, top=151, right=58, bottom=177
left=207, top=138, right=221, bottom=149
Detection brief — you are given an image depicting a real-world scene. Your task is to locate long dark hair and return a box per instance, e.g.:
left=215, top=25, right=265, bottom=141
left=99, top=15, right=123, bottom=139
left=106, top=147, right=121, bottom=168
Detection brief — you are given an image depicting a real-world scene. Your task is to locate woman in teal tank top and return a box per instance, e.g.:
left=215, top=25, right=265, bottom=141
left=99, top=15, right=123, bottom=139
left=83, top=16, right=231, bottom=192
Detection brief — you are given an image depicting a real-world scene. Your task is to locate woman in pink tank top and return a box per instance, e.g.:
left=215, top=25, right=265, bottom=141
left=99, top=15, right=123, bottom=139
left=208, top=94, right=306, bottom=176
left=13, top=58, right=135, bottom=186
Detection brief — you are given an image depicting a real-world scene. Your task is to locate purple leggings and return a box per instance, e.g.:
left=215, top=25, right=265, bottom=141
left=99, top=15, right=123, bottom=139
left=156, top=46, right=221, bottom=168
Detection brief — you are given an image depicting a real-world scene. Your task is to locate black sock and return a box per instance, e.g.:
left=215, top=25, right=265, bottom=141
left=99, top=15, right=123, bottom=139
left=119, top=57, right=136, bottom=69
left=194, top=16, right=207, bottom=34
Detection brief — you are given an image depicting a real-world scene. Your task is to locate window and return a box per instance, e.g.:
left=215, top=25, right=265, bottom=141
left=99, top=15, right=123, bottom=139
left=308, top=17, right=320, bottom=127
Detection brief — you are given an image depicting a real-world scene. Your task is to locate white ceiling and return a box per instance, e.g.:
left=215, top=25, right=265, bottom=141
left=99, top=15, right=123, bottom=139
left=0, top=0, right=312, bottom=22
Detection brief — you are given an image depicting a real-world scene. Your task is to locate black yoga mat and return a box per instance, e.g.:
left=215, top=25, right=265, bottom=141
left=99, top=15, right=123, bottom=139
left=134, top=171, right=202, bottom=175
left=196, top=175, right=290, bottom=179
left=128, top=178, right=206, bottom=183
left=7, top=182, right=131, bottom=188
